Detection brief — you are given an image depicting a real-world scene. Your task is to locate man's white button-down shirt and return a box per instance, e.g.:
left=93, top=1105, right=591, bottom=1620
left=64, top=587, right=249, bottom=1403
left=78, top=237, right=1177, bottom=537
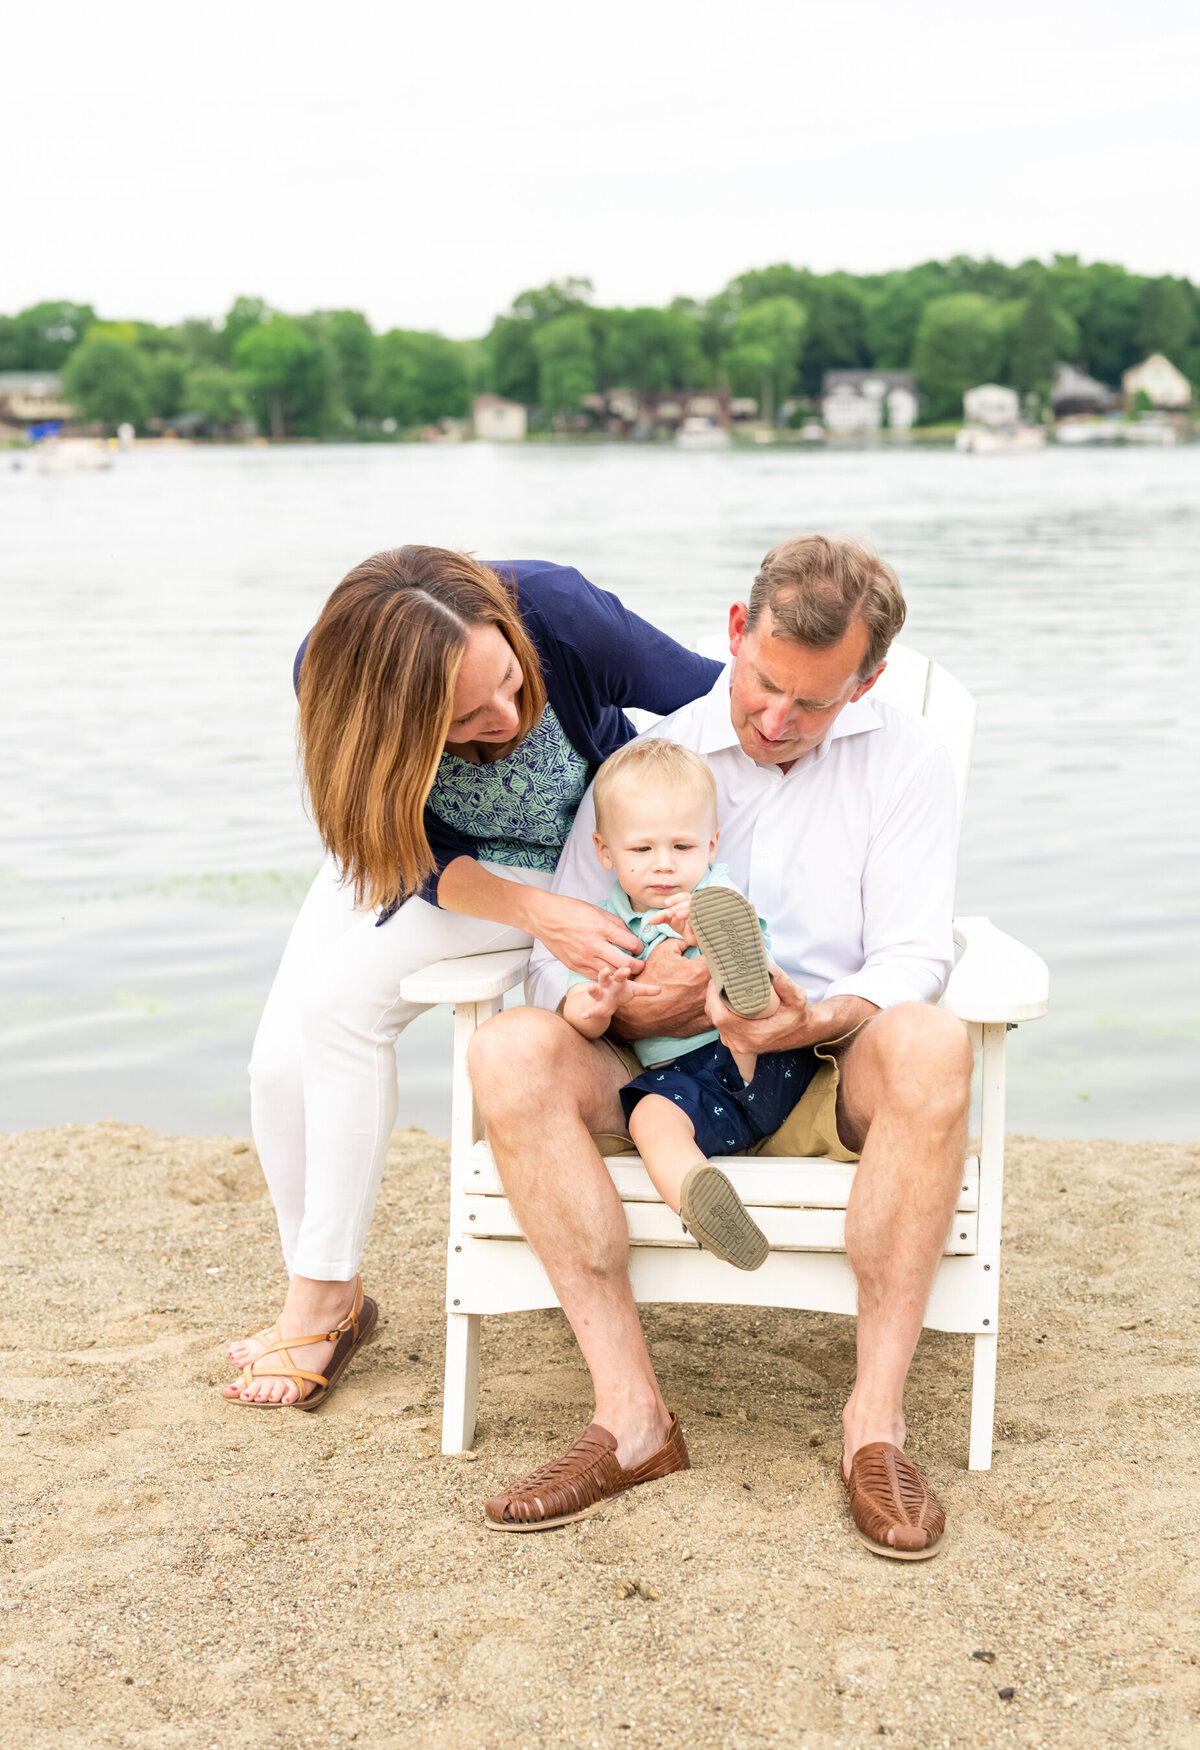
left=527, top=663, right=959, bottom=1018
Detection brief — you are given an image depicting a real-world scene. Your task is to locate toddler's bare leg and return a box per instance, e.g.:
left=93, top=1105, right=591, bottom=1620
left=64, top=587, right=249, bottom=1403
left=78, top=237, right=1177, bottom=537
left=728, top=985, right=780, bottom=1085
left=628, top=1093, right=769, bottom=1272
left=730, top=1048, right=759, bottom=1085
left=628, top=1094, right=705, bottom=1212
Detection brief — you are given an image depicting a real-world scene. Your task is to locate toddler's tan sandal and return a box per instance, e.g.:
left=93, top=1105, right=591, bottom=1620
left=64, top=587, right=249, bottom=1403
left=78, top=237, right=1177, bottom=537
left=842, top=1441, right=946, bottom=1560
left=484, top=1412, right=690, bottom=1531
left=679, top=1163, right=769, bottom=1271
left=231, top=1278, right=379, bottom=1410
left=689, top=885, right=772, bottom=1018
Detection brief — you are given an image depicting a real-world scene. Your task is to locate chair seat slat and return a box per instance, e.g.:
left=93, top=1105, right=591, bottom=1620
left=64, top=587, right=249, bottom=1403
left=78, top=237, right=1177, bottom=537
left=465, top=1140, right=979, bottom=1212
left=461, top=1195, right=978, bottom=1255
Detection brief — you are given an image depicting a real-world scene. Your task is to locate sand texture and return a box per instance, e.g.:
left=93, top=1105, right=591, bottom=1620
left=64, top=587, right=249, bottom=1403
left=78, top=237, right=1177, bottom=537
left=2, top=1121, right=1199, bottom=1748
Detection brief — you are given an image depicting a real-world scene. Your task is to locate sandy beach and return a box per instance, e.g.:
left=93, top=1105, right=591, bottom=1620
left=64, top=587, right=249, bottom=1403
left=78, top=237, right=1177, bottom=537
left=2, top=1120, right=1198, bottom=1749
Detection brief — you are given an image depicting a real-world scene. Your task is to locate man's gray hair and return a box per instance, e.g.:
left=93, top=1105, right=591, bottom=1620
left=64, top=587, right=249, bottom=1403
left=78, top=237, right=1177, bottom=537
left=746, top=534, right=906, bottom=676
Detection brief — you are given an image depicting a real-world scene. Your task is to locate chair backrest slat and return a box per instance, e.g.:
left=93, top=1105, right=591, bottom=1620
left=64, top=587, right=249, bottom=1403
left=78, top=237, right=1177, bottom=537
left=870, top=643, right=931, bottom=715
left=923, top=661, right=977, bottom=833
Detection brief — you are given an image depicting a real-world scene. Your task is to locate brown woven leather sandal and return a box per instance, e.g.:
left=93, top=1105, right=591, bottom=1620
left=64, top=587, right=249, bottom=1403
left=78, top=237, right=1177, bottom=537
left=484, top=1413, right=689, bottom=1531
left=230, top=1278, right=379, bottom=1410
left=842, top=1442, right=946, bottom=1560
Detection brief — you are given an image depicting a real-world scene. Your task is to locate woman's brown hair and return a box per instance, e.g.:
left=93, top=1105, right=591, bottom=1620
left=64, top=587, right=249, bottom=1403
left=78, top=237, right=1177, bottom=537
left=298, top=546, right=547, bottom=909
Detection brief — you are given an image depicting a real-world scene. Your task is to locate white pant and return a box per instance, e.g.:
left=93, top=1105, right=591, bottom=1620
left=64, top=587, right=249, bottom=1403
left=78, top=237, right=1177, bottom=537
left=249, top=855, right=550, bottom=1279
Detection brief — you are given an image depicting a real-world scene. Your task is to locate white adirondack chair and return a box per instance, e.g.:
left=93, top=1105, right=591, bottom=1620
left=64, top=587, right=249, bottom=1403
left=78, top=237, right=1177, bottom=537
left=399, top=642, right=1049, bottom=1471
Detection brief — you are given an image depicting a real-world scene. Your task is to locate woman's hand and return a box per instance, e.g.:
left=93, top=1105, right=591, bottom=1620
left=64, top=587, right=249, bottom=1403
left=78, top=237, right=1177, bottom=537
left=437, top=860, right=643, bottom=979
left=528, top=891, right=646, bottom=980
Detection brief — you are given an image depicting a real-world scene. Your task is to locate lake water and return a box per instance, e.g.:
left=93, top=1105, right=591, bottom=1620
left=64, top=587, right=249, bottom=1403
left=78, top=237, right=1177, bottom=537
left=1, top=441, right=1196, bottom=1142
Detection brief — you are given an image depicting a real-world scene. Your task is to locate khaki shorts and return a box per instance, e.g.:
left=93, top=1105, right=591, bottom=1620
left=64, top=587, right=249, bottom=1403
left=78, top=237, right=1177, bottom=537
left=591, top=1026, right=865, bottom=1164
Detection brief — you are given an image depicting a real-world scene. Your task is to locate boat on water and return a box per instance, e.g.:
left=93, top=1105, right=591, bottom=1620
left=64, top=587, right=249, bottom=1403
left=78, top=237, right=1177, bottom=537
left=1055, top=417, right=1176, bottom=447
left=1119, top=417, right=1177, bottom=446
left=956, top=423, right=1046, bottom=455
left=16, top=435, right=116, bottom=472
left=674, top=414, right=730, bottom=450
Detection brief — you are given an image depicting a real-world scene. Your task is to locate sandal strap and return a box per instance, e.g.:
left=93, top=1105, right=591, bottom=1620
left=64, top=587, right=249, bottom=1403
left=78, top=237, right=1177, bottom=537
left=240, top=1359, right=327, bottom=1391
left=255, top=1325, right=348, bottom=1353
left=245, top=1279, right=365, bottom=1357
left=238, top=1329, right=327, bottom=1401
left=321, top=1277, right=364, bottom=1344
left=234, top=1280, right=364, bottom=1401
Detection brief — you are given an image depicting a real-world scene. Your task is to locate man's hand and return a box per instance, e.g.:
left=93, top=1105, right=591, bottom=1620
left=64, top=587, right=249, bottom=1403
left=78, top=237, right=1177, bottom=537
left=706, top=969, right=878, bottom=1055
left=703, top=966, right=813, bottom=1054
left=609, top=938, right=711, bottom=1042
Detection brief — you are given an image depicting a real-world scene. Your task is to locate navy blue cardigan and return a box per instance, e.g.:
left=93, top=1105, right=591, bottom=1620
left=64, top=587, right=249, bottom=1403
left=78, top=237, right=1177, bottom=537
left=293, top=560, right=723, bottom=910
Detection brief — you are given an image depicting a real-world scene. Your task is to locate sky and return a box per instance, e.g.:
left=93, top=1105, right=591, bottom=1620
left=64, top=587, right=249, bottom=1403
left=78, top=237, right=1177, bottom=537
left=6, top=0, right=1199, bottom=337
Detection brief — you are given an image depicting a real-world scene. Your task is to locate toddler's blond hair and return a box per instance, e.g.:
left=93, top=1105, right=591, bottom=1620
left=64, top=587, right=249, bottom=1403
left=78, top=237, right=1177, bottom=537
left=592, top=738, right=718, bottom=836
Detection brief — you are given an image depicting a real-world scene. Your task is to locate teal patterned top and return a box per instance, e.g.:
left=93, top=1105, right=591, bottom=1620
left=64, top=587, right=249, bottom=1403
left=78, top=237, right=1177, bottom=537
left=426, top=705, right=590, bottom=873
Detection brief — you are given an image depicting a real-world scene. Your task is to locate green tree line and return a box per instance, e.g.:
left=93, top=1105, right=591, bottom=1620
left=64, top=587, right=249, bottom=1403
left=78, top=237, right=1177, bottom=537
left=3, top=255, right=1195, bottom=435
left=0, top=297, right=477, bottom=437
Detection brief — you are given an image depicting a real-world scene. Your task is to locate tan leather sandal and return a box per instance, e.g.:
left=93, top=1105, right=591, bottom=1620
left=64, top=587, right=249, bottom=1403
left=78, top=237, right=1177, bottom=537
left=485, top=1413, right=690, bottom=1531
left=842, top=1442, right=946, bottom=1560
left=679, top=1163, right=768, bottom=1270
left=690, top=885, right=773, bottom=1017
left=230, top=1279, right=379, bottom=1410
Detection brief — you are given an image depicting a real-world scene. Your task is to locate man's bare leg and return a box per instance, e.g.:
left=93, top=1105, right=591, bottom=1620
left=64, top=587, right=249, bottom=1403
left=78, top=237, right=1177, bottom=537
left=468, top=1007, right=671, bottom=1470
left=835, top=1003, right=974, bottom=1497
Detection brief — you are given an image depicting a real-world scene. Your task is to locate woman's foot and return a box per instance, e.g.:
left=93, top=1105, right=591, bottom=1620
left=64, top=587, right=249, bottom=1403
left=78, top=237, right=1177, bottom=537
left=223, top=1276, right=359, bottom=1404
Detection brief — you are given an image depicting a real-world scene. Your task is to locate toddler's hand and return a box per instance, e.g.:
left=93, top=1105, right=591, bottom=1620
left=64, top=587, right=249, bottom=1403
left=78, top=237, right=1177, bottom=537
left=575, top=962, right=636, bottom=1023
left=643, top=894, right=698, bottom=948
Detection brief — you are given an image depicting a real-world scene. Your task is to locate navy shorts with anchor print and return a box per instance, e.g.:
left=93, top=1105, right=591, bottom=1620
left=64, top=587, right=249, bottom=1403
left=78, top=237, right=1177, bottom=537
left=618, top=1037, right=821, bottom=1158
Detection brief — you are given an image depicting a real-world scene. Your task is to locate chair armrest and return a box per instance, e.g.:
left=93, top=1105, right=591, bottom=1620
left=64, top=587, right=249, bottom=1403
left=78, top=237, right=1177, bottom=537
left=943, top=916, right=1049, bottom=1024
left=400, top=948, right=532, bottom=1006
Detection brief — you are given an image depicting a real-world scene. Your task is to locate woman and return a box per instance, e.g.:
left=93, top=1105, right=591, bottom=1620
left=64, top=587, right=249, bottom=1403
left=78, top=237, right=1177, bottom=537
left=225, top=546, right=721, bottom=1406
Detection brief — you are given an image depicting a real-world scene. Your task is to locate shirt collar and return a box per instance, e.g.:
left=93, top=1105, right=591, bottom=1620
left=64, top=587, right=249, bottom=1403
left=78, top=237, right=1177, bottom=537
left=697, top=665, right=742, bottom=754
left=607, top=877, right=640, bottom=924
left=608, top=862, right=727, bottom=930
left=696, top=663, right=885, bottom=765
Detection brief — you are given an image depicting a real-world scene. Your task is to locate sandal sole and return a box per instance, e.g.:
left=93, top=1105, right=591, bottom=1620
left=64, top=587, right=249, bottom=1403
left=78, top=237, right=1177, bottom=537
left=841, top=1449, right=945, bottom=1561
left=854, top=1525, right=945, bottom=1561
left=680, top=1164, right=769, bottom=1271
left=689, top=886, right=772, bottom=1018
left=228, top=1295, right=380, bottom=1410
left=484, top=1499, right=609, bottom=1533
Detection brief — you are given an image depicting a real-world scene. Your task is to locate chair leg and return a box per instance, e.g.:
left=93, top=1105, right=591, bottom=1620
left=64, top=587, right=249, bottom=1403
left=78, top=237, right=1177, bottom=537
left=969, top=1332, right=998, bottom=1471
left=441, top=1311, right=481, bottom=1454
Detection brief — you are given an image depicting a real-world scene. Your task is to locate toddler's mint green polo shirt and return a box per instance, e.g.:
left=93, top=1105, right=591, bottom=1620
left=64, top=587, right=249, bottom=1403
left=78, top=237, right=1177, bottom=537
left=566, top=862, right=771, bottom=1068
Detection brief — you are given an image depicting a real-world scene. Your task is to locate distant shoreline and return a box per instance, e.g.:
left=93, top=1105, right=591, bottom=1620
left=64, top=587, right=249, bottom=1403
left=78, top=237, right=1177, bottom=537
left=9, top=424, right=1196, bottom=455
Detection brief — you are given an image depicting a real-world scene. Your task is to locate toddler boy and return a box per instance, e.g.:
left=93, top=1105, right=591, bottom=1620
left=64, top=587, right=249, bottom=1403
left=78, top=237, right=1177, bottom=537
left=562, top=738, right=820, bottom=1269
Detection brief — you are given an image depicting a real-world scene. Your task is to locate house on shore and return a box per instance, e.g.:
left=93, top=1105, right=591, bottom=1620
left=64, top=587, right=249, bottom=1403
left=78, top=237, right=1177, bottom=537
left=473, top=395, right=526, bottom=441
left=579, top=388, right=735, bottom=439
left=963, top=383, right=1020, bottom=427
left=1122, top=353, right=1191, bottom=412
left=821, top=370, right=917, bottom=433
left=1049, top=363, right=1118, bottom=419
left=0, top=371, right=73, bottom=427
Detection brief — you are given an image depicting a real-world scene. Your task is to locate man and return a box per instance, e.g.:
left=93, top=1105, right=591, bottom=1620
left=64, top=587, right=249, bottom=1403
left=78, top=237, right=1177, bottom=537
left=467, top=534, right=974, bottom=1558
